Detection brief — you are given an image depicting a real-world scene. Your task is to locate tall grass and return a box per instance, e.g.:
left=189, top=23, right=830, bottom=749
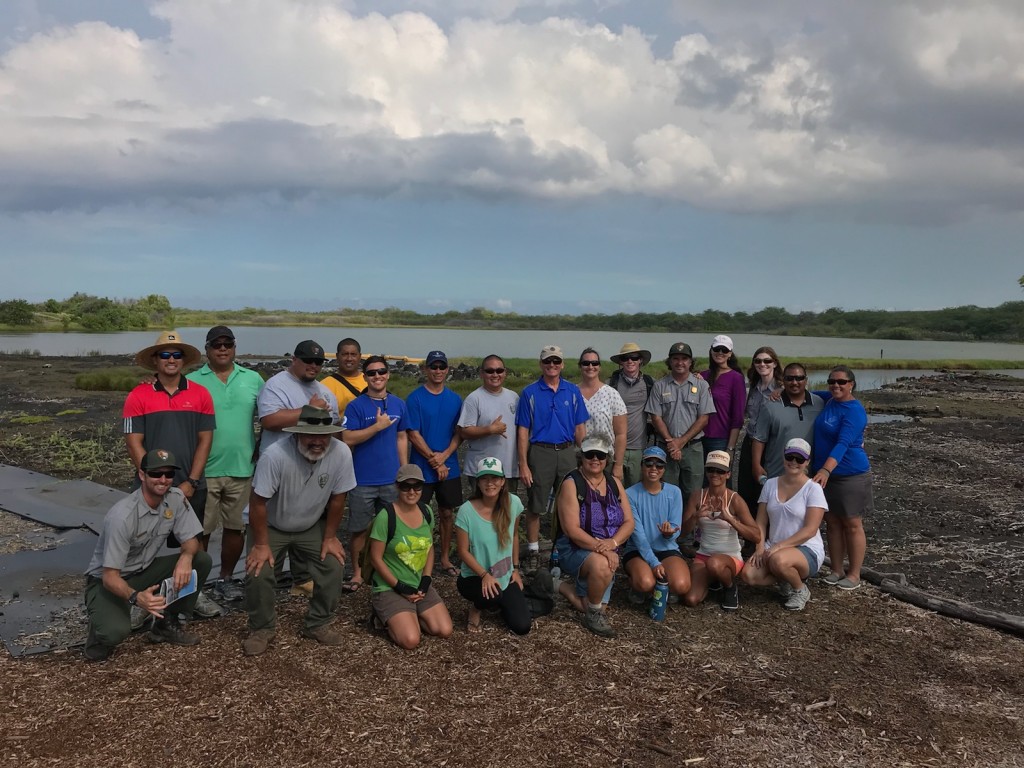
left=75, top=368, right=140, bottom=392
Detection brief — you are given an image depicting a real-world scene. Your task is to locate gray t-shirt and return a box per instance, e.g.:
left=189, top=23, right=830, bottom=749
left=252, top=436, right=356, bottom=532
left=85, top=487, right=202, bottom=578
left=752, top=392, right=825, bottom=478
left=457, top=386, right=520, bottom=478
left=609, top=373, right=650, bottom=449
left=257, top=370, right=340, bottom=454
left=644, top=374, right=716, bottom=441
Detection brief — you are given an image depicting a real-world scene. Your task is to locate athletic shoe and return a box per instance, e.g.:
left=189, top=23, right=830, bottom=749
left=242, top=629, right=276, bottom=656
left=213, top=578, right=246, bottom=602
left=784, top=585, right=811, bottom=612
left=777, top=582, right=794, bottom=599
left=522, top=550, right=541, bottom=575
left=300, top=622, right=345, bottom=646
left=147, top=618, right=200, bottom=646
left=707, top=581, right=723, bottom=593
left=628, top=589, right=647, bottom=606
left=823, top=572, right=843, bottom=586
left=583, top=607, right=616, bottom=638
left=130, top=605, right=149, bottom=630
left=721, top=583, right=739, bottom=611
left=192, top=592, right=223, bottom=618
left=836, top=578, right=862, bottom=591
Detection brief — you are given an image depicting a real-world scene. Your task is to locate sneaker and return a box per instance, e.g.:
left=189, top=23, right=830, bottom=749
left=213, top=578, right=246, bottom=602
left=628, top=589, right=647, bottom=606
left=301, top=622, right=345, bottom=646
left=784, top=585, right=811, bottom=612
left=130, top=605, right=150, bottom=630
left=523, top=550, right=541, bottom=575
left=836, top=577, right=862, bottom=591
left=707, top=581, right=723, bottom=593
left=721, top=583, right=739, bottom=611
left=582, top=607, right=616, bottom=638
left=242, top=628, right=276, bottom=656
left=147, top=617, right=200, bottom=646
left=192, top=591, right=223, bottom=618
left=823, top=572, right=843, bottom=586
left=83, top=627, right=113, bottom=662
left=777, top=582, right=795, bottom=599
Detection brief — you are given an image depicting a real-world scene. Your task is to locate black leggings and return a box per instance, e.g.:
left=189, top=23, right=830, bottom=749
left=456, top=576, right=532, bottom=636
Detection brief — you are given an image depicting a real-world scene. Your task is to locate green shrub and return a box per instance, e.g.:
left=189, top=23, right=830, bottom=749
left=75, top=368, right=140, bottom=392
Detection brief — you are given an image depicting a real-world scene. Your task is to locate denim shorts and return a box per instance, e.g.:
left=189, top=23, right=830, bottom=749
left=555, top=537, right=614, bottom=605
left=797, top=545, right=820, bottom=578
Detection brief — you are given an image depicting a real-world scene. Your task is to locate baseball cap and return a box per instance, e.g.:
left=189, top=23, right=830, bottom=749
left=642, top=446, right=667, bottom=462
left=206, top=325, right=235, bottom=344
left=396, top=464, right=426, bottom=484
left=293, top=340, right=326, bottom=361
left=581, top=436, right=611, bottom=455
left=476, top=457, right=505, bottom=478
left=540, top=345, right=563, bottom=360
left=141, top=448, right=181, bottom=471
left=668, top=342, right=693, bottom=358
left=705, top=450, right=732, bottom=472
left=711, top=335, right=734, bottom=351
left=785, top=438, right=812, bottom=460
left=425, top=350, right=449, bottom=367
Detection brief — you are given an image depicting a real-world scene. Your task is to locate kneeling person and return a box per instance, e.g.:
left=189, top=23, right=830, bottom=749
left=243, top=406, right=356, bottom=655
left=83, top=449, right=213, bottom=662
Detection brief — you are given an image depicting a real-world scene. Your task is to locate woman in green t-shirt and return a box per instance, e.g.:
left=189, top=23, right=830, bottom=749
left=369, top=464, right=453, bottom=649
left=454, top=457, right=531, bottom=635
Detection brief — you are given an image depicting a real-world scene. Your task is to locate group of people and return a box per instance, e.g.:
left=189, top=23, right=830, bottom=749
left=82, top=329, right=872, bottom=660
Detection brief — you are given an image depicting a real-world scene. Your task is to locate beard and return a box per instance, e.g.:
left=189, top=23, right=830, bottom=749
left=297, top=440, right=328, bottom=462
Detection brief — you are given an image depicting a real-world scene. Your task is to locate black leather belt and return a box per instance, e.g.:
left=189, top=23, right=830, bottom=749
left=534, top=441, right=574, bottom=450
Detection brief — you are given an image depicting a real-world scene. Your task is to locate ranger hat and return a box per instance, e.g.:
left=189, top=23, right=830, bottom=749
left=610, top=342, right=652, bottom=365
left=135, top=331, right=202, bottom=371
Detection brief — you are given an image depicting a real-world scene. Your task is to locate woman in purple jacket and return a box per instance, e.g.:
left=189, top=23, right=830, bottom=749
left=700, top=335, right=746, bottom=481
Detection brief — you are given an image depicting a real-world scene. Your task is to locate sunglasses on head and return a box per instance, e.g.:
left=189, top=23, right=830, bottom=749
left=711, top=346, right=731, bottom=354
left=542, top=357, right=562, bottom=365
left=300, top=416, right=333, bottom=426
left=828, top=378, right=852, bottom=386
left=157, top=351, right=184, bottom=360
left=207, top=340, right=235, bottom=350
left=482, top=367, right=505, bottom=374
left=784, top=375, right=807, bottom=382
left=753, top=357, right=774, bottom=365
left=579, top=360, right=601, bottom=367
left=623, top=354, right=643, bottom=362
left=582, top=450, right=608, bottom=461
left=428, top=363, right=448, bottom=371
left=364, top=368, right=388, bottom=377
left=300, top=357, right=325, bottom=366
left=642, top=459, right=666, bottom=469
left=146, top=469, right=175, bottom=479
left=705, top=467, right=729, bottom=475
left=784, top=453, right=807, bottom=464
left=398, top=481, right=424, bottom=492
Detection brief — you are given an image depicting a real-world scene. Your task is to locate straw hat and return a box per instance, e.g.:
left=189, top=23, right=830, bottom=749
left=134, top=330, right=202, bottom=371
left=610, top=342, right=651, bottom=365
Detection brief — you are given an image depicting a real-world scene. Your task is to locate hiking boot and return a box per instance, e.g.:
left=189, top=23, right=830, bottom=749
left=192, top=592, right=223, bottom=619
left=213, top=578, right=246, bottom=602
left=583, top=607, right=616, bottom=638
left=242, top=629, right=276, bottom=656
left=784, top=585, right=811, bottom=612
left=721, top=582, right=739, bottom=611
left=84, top=627, right=113, bottom=662
left=522, top=550, right=540, bottom=575
left=130, top=605, right=150, bottom=630
left=301, top=622, right=345, bottom=646
left=147, top=617, right=200, bottom=646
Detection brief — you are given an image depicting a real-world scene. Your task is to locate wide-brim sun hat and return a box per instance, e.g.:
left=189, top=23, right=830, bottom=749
left=610, top=342, right=652, bottom=366
left=135, top=330, right=202, bottom=371
left=283, top=405, right=343, bottom=434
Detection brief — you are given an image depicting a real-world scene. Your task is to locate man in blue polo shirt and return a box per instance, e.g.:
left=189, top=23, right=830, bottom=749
left=515, top=345, right=589, bottom=573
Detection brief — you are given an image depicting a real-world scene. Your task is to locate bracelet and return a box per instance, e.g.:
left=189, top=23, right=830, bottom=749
left=821, top=468, right=832, bottom=476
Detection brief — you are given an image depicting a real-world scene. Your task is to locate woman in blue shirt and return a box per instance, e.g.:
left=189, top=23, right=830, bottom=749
left=811, top=366, right=872, bottom=591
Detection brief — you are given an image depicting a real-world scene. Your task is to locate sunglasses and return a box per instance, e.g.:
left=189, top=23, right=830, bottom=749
left=300, top=357, right=325, bottom=366
left=157, top=351, right=184, bottom=360
left=300, top=416, right=334, bottom=425
left=705, top=467, right=729, bottom=475
left=582, top=450, right=608, bottom=461
left=146, top=470, right=175, bottom=479
left=784, top=453, right=808, bottom=464
left=398, top=482, right=424, bottom=492
left=711, top=346, right=731, bottom=354
left=207, top=340, right=235, bottom=350
left=364, top=368, right=388, bottom=377
left=828, top=378, right=852, bottom=386
left=642, top=459, right=666, bottom=469
left=753, top=357, right=774, bottom=365
left=784, top=375, right=807, bottom=382
left=623, top=354, right=644, bottom=362
left=542, top=357, right=563, bottom=365
left=482, top=367, right=505, bottom=374
left=579, top=360, right=601, bottom=367
left=428, top=364, right=449, bottom=371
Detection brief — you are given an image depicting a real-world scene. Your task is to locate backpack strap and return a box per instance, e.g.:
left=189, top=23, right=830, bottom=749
left=330, top=372, right=366, bottom=398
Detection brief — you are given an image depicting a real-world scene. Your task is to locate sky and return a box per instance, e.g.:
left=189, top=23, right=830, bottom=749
left=1, top=0, right=1023, bottom=315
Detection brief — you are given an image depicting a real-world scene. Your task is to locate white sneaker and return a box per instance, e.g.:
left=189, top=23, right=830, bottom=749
left=784, top=585, right=811, bottom=611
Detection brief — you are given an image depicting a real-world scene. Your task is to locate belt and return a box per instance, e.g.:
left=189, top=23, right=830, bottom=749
left=534, top=441, right=574, bottom=450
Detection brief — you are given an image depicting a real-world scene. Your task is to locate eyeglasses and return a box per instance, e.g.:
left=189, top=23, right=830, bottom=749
left=579, top=360, right=601, bottom=367
left=364, top=368, right=388, bottom=377
left=157, top=351, right=184, bottom=360
left=542, top=357, right=563, bottom=365
left=428, top=364, right=449, bottom=371
left=642, top=459, right=666, bottom=469
left=582, top=450, right=608, bottom=461
left=827, top=378, right=852, bottom=386
left=397, top=482, right=424, bottom=492
left=784, top=453, right=808, bottom=464
left=784, top=375, right=807, bottom=382
left=705, top=467, right=729, bottom=475
left=753, top=358, right=774, bottom=365
left=146, top=470, right=175, bottom=479
left=482, top=367, right=505, bottom=374
left=207, top=340, right=234, bottom=350
left=300, top=357, right=325, bottom=366
left=711, top=346, right=731, bottom=354
left=299, top=417, right=333, bottom=426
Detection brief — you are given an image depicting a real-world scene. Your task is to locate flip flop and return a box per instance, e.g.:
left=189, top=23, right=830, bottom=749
left=440, top=565, right=459, bottom=577
left=467, top=617, right=482, bottom=634
left=342, top=579, right=363, bottom=594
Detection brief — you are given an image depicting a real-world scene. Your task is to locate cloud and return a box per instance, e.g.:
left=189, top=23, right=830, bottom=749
left=1, top=0, right=1023, bottom=220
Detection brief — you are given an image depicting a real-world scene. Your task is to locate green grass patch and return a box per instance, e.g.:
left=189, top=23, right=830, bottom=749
left=9, top=414, right=52, bottom=425
left=75, top=368, right=141, bottom=392
left=56, top=409, right=87, bottom=416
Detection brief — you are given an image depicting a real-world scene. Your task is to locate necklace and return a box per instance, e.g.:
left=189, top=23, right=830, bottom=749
left=585, top=473, right=606, bottom=493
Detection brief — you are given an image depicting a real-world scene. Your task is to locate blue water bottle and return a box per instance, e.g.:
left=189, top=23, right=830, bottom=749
left=549, top=547, right=561, bottom=582
left=649, top=579, right=669, bottom=622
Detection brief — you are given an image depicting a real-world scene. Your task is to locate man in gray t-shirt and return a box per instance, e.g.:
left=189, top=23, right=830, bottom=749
left=243, top=406, right=356, bottom=656
left=457, top=354, right=520, bottom=489
left=751, top=362, right=824, bottom=481
left=607, top=342, right=654, bottom=488
left=257, top=340, right=339, bottom=455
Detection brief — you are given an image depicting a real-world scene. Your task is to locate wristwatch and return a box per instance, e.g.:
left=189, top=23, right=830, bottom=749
left=128, top=590, right=139, bottom=606
left=187, top=477, right=201, bottom=487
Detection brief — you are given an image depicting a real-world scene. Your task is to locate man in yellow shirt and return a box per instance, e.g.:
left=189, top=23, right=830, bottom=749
left=323, top=337, right=366, bottom=412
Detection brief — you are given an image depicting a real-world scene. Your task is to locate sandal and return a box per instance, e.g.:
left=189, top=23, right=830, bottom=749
left=342, top=579, right=363, bottom=594
left=467, top=608, right=482, bottom=633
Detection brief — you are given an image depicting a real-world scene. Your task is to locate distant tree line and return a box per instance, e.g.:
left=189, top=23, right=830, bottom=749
left=0, top=293, right=175, bottom=331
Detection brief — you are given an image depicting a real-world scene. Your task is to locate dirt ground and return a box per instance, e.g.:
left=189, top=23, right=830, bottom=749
left=0, top=355, right=1022, bottom=767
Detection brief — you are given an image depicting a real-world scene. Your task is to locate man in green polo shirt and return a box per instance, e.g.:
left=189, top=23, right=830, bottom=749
left=187, top=325, right=264, bottom=601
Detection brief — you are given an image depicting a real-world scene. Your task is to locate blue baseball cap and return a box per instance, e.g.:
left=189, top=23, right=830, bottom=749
left=642, top=446, right=667, bottom=462
left=425, top=350, right=448, bottom=367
